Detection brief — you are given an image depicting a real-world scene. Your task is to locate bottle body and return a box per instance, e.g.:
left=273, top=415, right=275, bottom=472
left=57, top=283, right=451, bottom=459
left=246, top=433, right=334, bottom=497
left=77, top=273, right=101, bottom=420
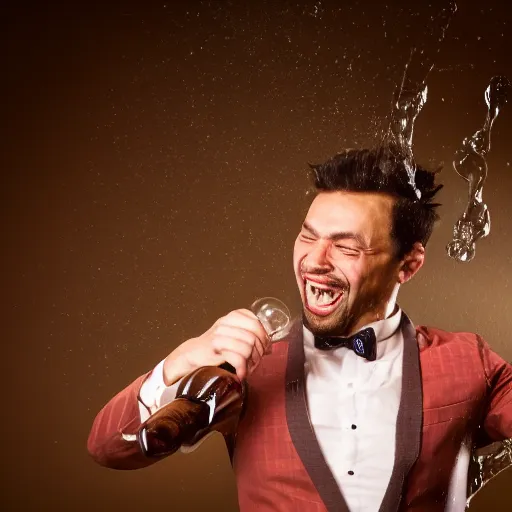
left=137, top=366, right=244, bottom=458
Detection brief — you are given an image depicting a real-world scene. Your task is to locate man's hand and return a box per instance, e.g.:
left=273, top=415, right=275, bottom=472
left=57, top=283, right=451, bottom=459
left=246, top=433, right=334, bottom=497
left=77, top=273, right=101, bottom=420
left=162, top=309, right=270, bottom=385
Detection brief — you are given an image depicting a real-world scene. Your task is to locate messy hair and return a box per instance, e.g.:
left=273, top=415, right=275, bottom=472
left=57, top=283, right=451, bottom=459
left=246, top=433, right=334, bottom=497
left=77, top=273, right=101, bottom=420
left=309, top=146, right=443, bottom=259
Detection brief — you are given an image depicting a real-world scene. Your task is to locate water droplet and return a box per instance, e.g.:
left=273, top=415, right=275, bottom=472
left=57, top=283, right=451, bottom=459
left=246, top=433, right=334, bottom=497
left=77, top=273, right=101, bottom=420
left=384, top=1, right=457, bottom=199
left=446, top=76, right=511, bottom=262
left=388, top=79, right=428, bottom=199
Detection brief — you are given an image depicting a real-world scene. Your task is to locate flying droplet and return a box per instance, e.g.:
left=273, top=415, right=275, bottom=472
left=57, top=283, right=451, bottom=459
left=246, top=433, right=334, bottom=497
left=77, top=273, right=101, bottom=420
left=446, top=76, right=511, bottom=262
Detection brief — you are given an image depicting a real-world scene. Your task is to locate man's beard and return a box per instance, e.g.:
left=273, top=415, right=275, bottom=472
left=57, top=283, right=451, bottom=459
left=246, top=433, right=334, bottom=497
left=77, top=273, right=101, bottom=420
left=302, top=291, right=381, bottom=337
left=302, top=295, right=355, bottom=337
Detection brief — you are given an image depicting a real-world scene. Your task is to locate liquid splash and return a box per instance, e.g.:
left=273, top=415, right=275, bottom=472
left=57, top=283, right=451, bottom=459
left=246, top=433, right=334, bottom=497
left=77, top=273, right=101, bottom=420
left=467, top=438, right=512, bottom=508
left=446, top=76, right=511, bottom=262
left=386, top=1, right=457, bottom=199
left=388, top=72, right=428, bottom=198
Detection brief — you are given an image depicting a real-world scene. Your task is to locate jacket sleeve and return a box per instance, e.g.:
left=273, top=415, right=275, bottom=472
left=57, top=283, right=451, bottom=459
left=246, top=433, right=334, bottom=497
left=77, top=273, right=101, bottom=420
left=87, top=372, right=159, bottom=470
left=479, top=336, right=512, bottom=442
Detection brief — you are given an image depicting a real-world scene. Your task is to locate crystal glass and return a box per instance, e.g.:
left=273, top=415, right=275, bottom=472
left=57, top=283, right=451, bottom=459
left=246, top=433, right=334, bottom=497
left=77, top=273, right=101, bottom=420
left=250, top=297, right=291, bottom=342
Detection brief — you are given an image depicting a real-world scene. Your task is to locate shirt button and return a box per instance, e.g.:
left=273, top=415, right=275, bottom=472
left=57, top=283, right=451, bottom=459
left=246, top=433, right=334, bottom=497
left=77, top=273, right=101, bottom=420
left=351, top=424, right=357, bottom=430
left=348, top=470, right=354, bottom=475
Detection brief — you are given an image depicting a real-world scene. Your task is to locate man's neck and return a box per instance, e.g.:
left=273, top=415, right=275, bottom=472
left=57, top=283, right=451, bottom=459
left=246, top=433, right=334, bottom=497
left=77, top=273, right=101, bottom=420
left=347, top=286, right=400, bottom=335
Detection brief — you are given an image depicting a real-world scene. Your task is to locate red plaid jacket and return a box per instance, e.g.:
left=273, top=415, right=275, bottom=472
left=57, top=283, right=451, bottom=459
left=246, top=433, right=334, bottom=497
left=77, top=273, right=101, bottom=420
left=87, top=315, right=512, bottom=511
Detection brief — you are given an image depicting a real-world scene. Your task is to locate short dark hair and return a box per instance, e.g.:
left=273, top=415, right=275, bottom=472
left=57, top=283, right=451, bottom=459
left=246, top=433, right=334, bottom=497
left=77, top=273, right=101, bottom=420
left=309, top=146, right=443, bottom=259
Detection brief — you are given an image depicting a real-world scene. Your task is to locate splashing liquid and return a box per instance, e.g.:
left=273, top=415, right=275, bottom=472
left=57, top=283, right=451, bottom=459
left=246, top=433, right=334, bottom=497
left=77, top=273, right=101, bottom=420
left=389, top=78, right=428, bottom=198
left=446, top=76, right=511, bottom=262
left=467, top=438, right=512, bottom=507
left=386, top=1, right=457, bottom=199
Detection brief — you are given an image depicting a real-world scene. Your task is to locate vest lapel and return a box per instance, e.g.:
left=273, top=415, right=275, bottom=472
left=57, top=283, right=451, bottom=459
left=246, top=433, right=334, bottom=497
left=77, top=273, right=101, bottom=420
left=285, top=319, right=351, bottom=512
left=378, top=313, right=423, bottom=512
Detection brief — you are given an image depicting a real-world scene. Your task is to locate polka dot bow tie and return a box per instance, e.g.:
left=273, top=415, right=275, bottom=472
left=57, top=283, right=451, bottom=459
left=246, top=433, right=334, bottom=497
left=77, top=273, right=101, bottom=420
left=314, top=327, right=377, bottom=361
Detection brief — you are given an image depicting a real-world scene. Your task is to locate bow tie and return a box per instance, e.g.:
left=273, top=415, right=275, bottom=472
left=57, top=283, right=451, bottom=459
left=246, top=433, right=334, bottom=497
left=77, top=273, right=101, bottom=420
left=314, top=327, right=377, bottom=361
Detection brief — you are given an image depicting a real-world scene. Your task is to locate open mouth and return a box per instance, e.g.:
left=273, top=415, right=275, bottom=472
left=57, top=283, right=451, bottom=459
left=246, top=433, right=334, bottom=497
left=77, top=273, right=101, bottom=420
left=304, top=278, right=344, bottom=317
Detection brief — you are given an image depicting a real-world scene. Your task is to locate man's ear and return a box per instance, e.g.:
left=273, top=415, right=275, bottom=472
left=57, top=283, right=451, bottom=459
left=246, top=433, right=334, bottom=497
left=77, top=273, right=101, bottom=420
left=398, top=242, right=425, bottom=284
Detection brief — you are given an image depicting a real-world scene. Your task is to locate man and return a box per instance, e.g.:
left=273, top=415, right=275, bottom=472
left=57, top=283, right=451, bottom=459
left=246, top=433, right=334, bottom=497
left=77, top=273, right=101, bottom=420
left=88, top=147, right=512, bottom=511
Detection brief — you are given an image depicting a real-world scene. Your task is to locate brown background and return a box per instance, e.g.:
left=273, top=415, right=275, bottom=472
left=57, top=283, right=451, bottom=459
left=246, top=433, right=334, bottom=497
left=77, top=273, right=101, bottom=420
left=3, top=0, right=512, bottom=510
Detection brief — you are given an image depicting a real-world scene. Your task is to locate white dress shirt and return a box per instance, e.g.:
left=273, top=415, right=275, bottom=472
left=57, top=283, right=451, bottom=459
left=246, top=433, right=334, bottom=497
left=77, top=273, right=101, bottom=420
left=303, top=308, right=403, bottom=512
left=138, top=308, right=468, bottom=511
left=139, top=359, right=180, bottom=419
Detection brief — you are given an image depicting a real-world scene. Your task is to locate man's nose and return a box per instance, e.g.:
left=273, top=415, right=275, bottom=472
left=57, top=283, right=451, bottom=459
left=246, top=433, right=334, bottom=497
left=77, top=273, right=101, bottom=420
left=305, top=240, right=333, bottom=270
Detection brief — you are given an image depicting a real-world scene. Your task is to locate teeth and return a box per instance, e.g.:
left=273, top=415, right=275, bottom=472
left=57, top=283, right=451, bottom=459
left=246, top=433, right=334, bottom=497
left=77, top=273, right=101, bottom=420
left=305, top=280, right=342, bottom=307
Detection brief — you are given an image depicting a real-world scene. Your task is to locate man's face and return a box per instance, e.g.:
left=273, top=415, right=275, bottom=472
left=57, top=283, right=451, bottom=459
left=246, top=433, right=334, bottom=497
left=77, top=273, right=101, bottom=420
left=293, top=191, right=402, bottom=337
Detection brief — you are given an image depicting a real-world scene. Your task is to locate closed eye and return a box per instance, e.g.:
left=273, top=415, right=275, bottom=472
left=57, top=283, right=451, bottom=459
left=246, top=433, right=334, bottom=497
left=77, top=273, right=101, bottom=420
left=335, top=245, right=360, bottom=255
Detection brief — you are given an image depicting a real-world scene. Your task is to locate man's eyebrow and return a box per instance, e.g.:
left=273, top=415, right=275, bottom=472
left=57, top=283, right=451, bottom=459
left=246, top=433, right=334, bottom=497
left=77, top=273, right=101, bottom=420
left=301, top=221, right=368, bottom=248
left=301, top=222, right=320, bottom=237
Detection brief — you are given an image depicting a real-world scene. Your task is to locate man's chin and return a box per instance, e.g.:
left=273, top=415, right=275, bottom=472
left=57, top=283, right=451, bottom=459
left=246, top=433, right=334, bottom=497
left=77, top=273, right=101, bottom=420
left=302, top=306, right=348, bottom=337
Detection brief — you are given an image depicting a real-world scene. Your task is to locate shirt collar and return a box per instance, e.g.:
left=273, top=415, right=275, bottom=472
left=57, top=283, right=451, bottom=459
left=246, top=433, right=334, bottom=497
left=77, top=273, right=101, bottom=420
left=303, top=305, right=403, bottom=346
left=360, top=305, right=402, bottom=343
